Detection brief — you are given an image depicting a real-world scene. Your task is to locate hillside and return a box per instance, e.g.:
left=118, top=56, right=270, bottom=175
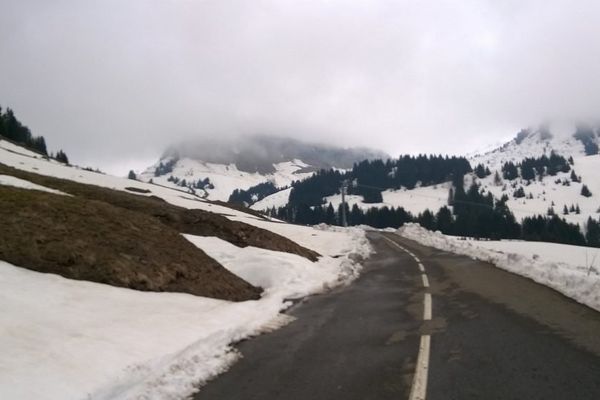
left=470, top=126, right=600, bottom=224
left=0, top=185, right=260, bottom=301
left=245, top=126, right=600, bottom=248
left=0, top=136, right=371, bottom=400
left=139, top=135, right=389, bottom=201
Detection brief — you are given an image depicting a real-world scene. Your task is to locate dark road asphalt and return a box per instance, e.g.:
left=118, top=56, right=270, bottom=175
left=194, top=232, right=600, bottom=400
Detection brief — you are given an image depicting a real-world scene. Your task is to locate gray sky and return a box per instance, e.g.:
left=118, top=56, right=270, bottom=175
left=2, top=0, right=600, bottom=175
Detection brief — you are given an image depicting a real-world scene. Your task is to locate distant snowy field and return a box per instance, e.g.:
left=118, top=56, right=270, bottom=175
left=398, top=223, right=600, bottom=312
left=322, top=183, right=451, bottom=216
left=0, top=139, right=372, bottom=400
left=140, top=157, right=313, bottom=201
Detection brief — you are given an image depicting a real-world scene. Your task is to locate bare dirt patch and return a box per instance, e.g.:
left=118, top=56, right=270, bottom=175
left=0, top=163, right=319, bottom=261
left=0, top=186, right=261, bottom=301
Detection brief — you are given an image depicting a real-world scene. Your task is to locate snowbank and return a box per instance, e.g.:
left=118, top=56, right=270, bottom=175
left=397, top=223, right=600, bottom=311
left=185, top=232, right=367, bottom=301
left=0, top=226, right=371, bottom=400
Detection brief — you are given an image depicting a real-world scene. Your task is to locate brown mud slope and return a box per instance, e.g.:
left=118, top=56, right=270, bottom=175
left=0, top=186, right=261, bottom=301
left=0, top=163, right=319, bottom=261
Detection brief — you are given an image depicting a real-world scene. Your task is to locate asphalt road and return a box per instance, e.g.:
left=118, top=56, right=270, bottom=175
left=194, top=232, right=600, bottom=400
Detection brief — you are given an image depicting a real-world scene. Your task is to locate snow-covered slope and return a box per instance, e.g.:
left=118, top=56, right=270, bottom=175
left=470, top=127, right=600, bottom=223
left=139, top=135, right=387, bottom=202
left=319, top=183, right=451, bottom=216
left=140, top=158, right=313, bottom=201
left=256, top=127, right=600, bottom=227
left=251, top=187, right=293, bottom=210
left=0, top=138, right=372, bottom=400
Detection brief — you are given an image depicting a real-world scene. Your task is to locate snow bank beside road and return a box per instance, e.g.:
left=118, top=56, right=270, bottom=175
left=397, top=223, right=600, bottom=312
left=0, top=226, right=370, bottom=400
left=186, top=233, right=365, bottom=301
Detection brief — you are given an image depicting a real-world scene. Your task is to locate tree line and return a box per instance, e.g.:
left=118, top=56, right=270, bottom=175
left=501, top=152, right=571, bottom=181
left=285, top=154, right=472, bottom=207
left=229, top=181, right=281, bottom=206
left=0, top=106, right=69, bottom=163
left=268, top=175, right=600, bottom=248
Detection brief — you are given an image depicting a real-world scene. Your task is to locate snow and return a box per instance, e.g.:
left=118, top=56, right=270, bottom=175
left=0, top=138, right=45, bottom=158
left=250, top=187, right=292, bottom=211
left=0, top=174, right=68, bottom=195
left=0, top=225, right=371, bottom=400
left=469, top=127, right=586, bottom=172
left=471, top=240, right=600, bottom=267
left=185, top=233, right=367, bottom=300
left=0, top=138, right=262, bottom=221
left=0, top=138, right=373, bottom=399
left=467, top=128, right=600, bottom=224
left=398, top=223, right=600, bottom=312
left=323, top=183, right=451, bottom=215
left=473, top=153, right=600, bottom=224
left=140, top=158, right=313, bottom=201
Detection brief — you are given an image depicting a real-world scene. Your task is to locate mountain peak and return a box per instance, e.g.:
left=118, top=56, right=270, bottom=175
left=161, top=134, right=388, bottom=174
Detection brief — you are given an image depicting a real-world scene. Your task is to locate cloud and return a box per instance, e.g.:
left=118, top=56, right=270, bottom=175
left=2, top=0, right=600, bottom=173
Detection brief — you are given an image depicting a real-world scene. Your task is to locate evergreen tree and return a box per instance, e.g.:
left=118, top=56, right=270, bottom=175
left=502, top=162, right=519, bottom=180
left=474, top=164, right=487, bottom=179
left=570, top=170, right=580, bottom=183
left=563, top=205, right=569, bottom=215
left=581, top=185, right=593, bottom=197
left=128, top=170, right=137, bottom=180
left=417, top=209, right=436, bottom=231
left=435, top=206, right=453, bottom=234
left=493, top=171, right=502, bottom=186
left=55, top=150, right=69, bottom=164
left=325, top=203, right=336, bottom=225
left=513, top=186, right=526, bottom=198
left=586, top=217, right=600, bottom=247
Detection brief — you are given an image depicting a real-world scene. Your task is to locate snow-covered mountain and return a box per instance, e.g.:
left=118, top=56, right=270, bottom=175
left=254, top=125, right=600, bottom=226
left=470, top=126, right=600, bottom=224
left=140, top=135, right=388, bottom=201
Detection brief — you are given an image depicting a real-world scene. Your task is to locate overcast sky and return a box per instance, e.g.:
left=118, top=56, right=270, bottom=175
left=2, top=0, right=600, bottom=175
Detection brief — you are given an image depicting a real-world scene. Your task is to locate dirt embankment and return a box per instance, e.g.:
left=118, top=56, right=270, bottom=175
left=0, top=186, right=261, bottom=301
left=0, top=164, right=320, bottom=261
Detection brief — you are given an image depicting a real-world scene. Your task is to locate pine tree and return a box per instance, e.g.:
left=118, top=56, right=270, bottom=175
left=417, top=210, right=436, bottom=230
left=570, top=170, right=580, bottom=183
left=435, top=206, right=453, bottom=234
left=581, top=185, right=593, bottom=197
left=474, top=164, right=487, bottom=179
left=514, top=186, right=526, bottom=198
left=325, top=203, right=335, bottom=225
left=493, top=171, right=502, bottom=186
left=563, top=205, right=569, bottom=215
left=502, top=162, right=519, bottom=180
left=128, top=170, right=137, bottom=180
left=55, top=150, right=69, bottom=164
left=586, top=217, right=600, bottom=247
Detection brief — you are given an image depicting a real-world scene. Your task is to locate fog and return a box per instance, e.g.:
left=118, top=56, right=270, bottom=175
left=2, top=0, right=600, bottom=174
